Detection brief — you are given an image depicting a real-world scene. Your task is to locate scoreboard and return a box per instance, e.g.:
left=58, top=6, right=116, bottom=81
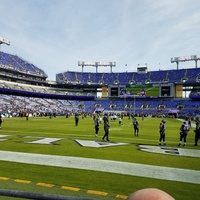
left=108, top=83, right=175, bottom=98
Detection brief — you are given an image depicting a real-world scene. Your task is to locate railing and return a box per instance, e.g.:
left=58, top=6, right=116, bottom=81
left=0, top=188, right=93, bottom=200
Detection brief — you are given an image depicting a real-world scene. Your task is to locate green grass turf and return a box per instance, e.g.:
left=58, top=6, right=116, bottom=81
left=0, top=116, right=199, bottom=199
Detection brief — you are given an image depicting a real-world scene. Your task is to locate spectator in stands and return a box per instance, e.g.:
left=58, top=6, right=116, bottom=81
left=94, top=117, right=100, bottom=137
left=194, top=119, right=200, bottom=146
left=159, top=120, right=166, bottom=145
left=0, top=114, right=3, bottom=129
left=133, top=118, right=139, bottom=136
left=178, top=121, right=189, bottom=147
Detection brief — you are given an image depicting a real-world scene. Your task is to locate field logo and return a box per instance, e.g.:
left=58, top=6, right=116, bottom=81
left=0, top=135, right=199, bottom=157
left=0, top=135, right=10, bottom=142
left=75, top=139, right=128, bottom=148
left=0, top=135, right=128, bottom=148
left=138, top=145, right=200, bottom=158
left=24, top=136, right=63, bottom=145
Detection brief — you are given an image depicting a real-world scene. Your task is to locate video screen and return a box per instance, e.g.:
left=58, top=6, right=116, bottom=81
left=120, top=84, right=159, bottom=97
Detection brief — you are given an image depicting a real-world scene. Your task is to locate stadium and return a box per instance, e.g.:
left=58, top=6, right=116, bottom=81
left=0, top=37, right=200, bottom=200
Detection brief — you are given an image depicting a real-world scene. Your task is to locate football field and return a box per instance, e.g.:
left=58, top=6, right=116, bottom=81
left=0, top=116, right=199, bottom=200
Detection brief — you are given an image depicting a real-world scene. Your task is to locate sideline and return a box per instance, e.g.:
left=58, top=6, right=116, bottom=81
left=0, top=150, right=199, bottom=184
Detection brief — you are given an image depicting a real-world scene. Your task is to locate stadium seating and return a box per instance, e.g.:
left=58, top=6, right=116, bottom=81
left=0, top=51, right=47, bottom=77
left=1, top=51, right=200, bottom=118
left=56, top=68, right=200, bottom=85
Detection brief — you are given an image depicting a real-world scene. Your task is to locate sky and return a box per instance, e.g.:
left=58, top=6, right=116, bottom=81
left=1, top=0, right=200, bottom=80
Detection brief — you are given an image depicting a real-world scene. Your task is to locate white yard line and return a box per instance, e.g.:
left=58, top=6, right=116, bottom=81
left=0, top=150, right=199, bottom=184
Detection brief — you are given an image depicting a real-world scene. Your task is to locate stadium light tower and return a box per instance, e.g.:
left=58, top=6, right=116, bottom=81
left=0, top=36, right=11, bottom=50
left=78, top=61, right=116, bottom=73
left=171, top=55, right=200, bottom=69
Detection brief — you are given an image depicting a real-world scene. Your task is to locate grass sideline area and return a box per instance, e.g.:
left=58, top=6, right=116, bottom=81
left=0, top=115, right=199, bottom=200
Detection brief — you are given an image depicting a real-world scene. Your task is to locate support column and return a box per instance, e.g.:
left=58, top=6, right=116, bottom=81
left=176, top=61, right=179, bottom=70
left=195, top=60, right=198, bottom=68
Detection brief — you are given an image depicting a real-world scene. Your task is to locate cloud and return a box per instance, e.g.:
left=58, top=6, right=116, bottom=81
left=1, top=0, right=200, bottom=79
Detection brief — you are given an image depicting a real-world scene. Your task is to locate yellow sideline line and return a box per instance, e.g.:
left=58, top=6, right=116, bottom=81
left=87, top=189, right=108, bottom=196
left=116, top=194, right=128, bottom=199
left=61, top=186, right=80, bottom=191
left=0, top=176, right=9, bottom=181
left=14, top=179, right=31, bottom=184
left=36, top=182, right=55, bottom=188
left=0, top=176, right=128, bottom=198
